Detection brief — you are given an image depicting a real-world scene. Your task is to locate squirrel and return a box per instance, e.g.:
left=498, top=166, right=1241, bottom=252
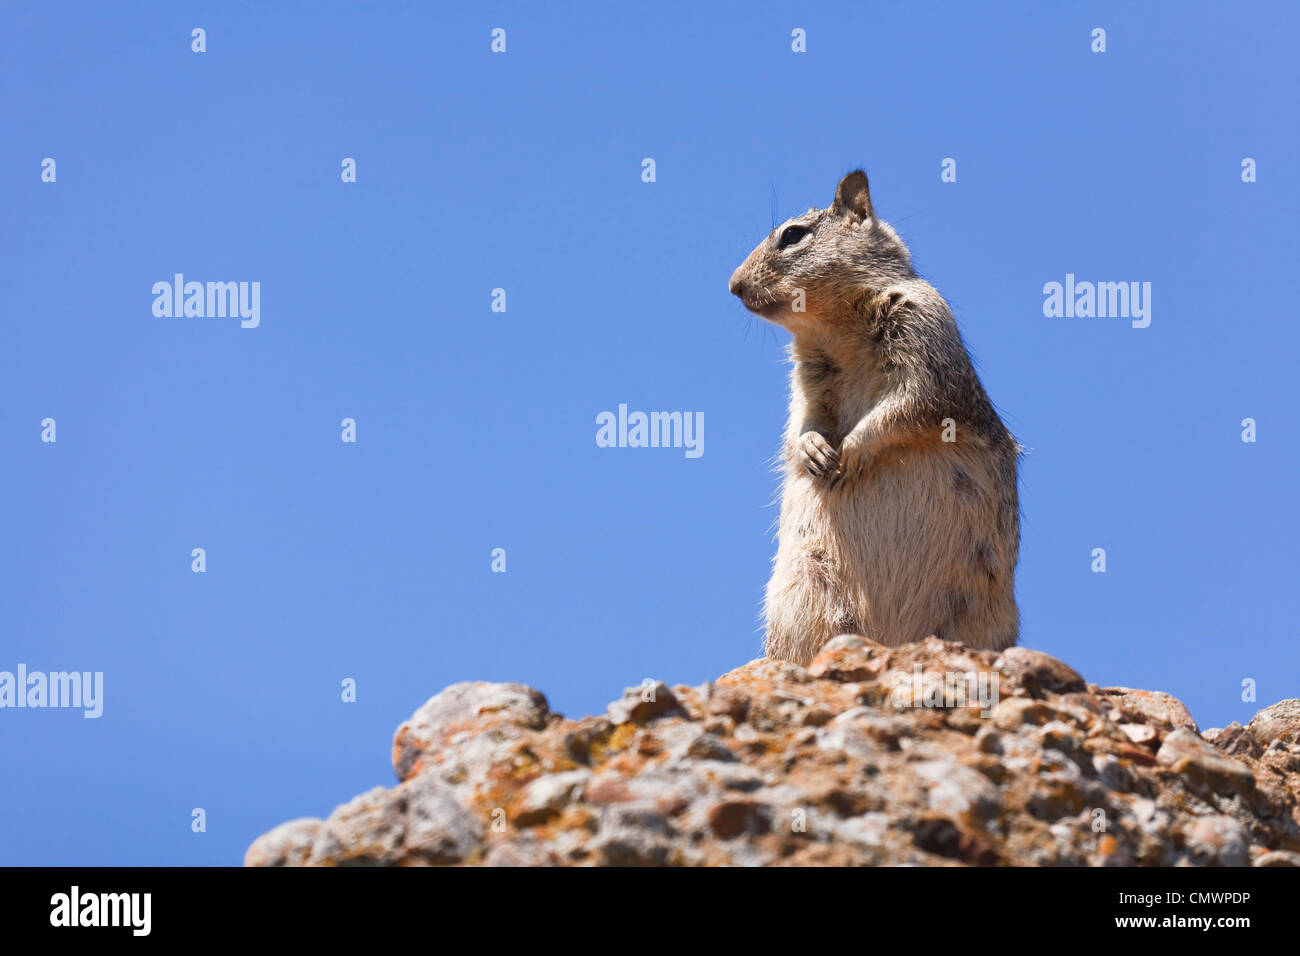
left=729, top=170, right=1021, bottom=665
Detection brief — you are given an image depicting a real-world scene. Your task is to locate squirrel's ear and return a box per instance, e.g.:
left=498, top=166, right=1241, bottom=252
left=832, top=170, right=874, bottom=222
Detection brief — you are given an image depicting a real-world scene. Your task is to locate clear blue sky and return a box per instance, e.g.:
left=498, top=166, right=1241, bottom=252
left=2, top=1, right=1296, bottom=865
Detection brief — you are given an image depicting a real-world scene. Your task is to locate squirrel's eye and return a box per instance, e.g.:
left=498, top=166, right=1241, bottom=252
left=778, top=225, right=809, bottom=250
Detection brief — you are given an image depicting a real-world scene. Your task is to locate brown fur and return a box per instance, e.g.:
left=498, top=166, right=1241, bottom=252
left=730, top=170, right=1020, bottom=665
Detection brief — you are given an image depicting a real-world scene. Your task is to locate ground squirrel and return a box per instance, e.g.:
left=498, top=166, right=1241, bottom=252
left=730, top=170, right=1020, bottom=665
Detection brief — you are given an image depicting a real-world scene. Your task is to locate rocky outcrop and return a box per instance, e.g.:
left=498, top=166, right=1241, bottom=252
left=246, top=636, right=1300, bottom=866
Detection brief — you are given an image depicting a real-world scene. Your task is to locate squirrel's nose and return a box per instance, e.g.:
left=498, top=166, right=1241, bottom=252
left=729, top=271, right=746, bottom=298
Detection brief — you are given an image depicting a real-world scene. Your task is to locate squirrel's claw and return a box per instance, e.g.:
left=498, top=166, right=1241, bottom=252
left=798, top=431, right=840, bottom=478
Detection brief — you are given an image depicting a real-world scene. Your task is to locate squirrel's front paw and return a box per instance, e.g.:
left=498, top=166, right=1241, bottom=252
left=828, top=438, right=876, bottom=489
left=798, top=431, right=840, bottom=478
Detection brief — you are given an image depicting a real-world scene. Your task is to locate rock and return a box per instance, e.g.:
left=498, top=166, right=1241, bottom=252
left=1038, top=720, right=1086, bottom=755
left=243, top=818, right=321, bottom=867
left=591, top=803, right=674, bottom=866
left=1128, top=797, right=1176, bottom=862
left=911, top=815, right=1000, bottom=865
left=295, top=776, right=483, bottom=867
left=606, top=681, right=683, bottom=725
left=707, top=799, right=773, bottom=839
left=807, top=634, right=889, bottom=682
left=817, top=720, right=884, bottom=760
left=994, top=647, right=1086, bottom=695
left=392, top=681, right=551, bottom=783
left=512, top=769, right=591, bottom=825
left=1097, top=687, right=1198, bottom=734
left=974, top=726, right=1003, bottom=754
left=1157, top=729, right=1255, bottom=795
left=1093, top=833, right=1135, bottom=867
left=562, top=717, right=612, bottom=764
left=1183, top=814, right=1250, bottom=867
left=913, top=759, right=1000, bottom=821
left=1249, top=699, right=1300, bottom=747
left=683, top=732, right=738, bottom=762
left=307, top=787, right=406, bottom=866
left=702, top=684, right=749, bottom=722
left=483, top=835, right=559, bottom=867
left=402, top=775, right=484, bottom=863
left=1254, top=850, right=1300, bottom=867
left=1091, top=754, right=1133, bottom=793
left=1119, top=723, right=1158, bottom=745
left=838, top=812, right=891, bottom=847
left=247, top=640, right=1300, bottom=867
left=993, top=697, right=1053, bottom=730
left=1209, top=722, right=1264, bottom=758
left=583, top=772, right=639, bottom=806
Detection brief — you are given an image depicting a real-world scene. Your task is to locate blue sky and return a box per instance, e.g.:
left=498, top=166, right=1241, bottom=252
left=2, top=1, right=1296, bottom=865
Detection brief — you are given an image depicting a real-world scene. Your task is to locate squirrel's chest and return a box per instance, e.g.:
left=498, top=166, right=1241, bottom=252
left=791, top=348, right=887, bottom=438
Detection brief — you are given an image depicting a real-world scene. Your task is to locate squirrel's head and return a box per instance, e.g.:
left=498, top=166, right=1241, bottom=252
left=729, top=170, right=913, bottom=332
